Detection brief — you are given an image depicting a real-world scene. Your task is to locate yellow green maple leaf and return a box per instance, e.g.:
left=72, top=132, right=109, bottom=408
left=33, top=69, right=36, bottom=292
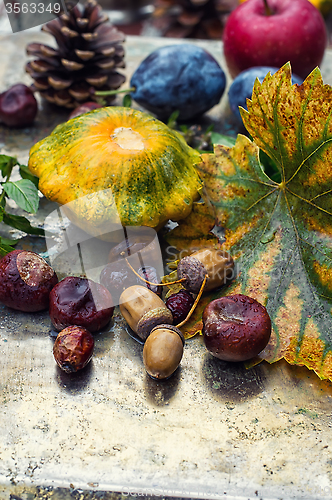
left=194, top=63, right=332, bottom=380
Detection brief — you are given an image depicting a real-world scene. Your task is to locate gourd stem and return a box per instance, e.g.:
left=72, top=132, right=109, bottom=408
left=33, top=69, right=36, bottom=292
left=175, top=274, right=208, bottom=329
left=125, top=257, right=186, bottom=287
left=263, top=0, right=273, bottom=15
left=94, top=87, right=136, bottom=96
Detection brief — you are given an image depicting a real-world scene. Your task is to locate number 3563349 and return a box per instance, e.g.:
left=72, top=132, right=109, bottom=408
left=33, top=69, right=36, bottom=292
left=5, top=2, right=61, bottom=14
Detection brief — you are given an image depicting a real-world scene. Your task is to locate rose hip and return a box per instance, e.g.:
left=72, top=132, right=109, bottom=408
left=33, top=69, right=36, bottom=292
left=202, top=294, right=271, bottom=362
left=53, top=325, right=94, bottom=373
left=166, top=290, right=195, bottom=324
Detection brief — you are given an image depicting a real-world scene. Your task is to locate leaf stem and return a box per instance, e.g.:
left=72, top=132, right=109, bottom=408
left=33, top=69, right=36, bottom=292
left=94, top=87, right=136, bottom=97
left=0, top=169, right=13, bottom=207
left=125, top=257, right=185, bottom=286
left=263, top=0, right=273, bottom=15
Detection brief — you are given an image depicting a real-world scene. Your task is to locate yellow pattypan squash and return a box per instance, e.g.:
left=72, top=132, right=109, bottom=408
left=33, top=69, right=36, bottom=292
left=28, top=107, right=202, bottom=236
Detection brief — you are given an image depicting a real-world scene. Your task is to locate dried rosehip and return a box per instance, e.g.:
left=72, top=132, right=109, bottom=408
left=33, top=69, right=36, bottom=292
left=0, top=249, right=58, bottom=312
left=53, top=325, right=94, bottom=373
left=49, top=276, right=114, bottom=332
left=136, top=266, right=162, bottom=297
left=0, top=84, right=38, bottom=127
left=202, top=294, right=271, bottom=362
left=166, top=290, right=194, bottom=324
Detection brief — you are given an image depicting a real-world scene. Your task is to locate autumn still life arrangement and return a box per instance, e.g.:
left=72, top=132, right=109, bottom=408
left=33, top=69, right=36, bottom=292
left=0, top=0, right=331, bottom=386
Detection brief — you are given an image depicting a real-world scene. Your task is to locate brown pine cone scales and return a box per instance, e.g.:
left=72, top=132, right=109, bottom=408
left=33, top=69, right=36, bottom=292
left=151, top=0, right=238, bottom=39
left=25, top=0, right=126, bottom=108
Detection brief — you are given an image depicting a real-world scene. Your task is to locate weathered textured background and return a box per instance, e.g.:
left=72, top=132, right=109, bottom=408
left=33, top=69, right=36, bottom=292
left=0, top=33, right=332, bottom=500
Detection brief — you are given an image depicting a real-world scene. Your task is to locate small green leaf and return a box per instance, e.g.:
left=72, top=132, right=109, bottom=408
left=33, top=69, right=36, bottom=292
left=167, top=110, right=179, bottom=129
left=0, top=154, right=17, bottom=178
left=3, top=212, right=44, bottom=235
left=19, top=165, right=39, bottom=188
left=0, top=236, right=19, bottom=246
left=122, top=94, right=132, bottom=108
left=0, top=239, right=15, bottom=257
left=210, top=132, right=236, bottom=148
left=3, top=179, right=39, bottom=213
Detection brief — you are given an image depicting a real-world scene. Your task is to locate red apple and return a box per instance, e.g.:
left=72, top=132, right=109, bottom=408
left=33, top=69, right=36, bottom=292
left=223, top=0, right=327, bottom=80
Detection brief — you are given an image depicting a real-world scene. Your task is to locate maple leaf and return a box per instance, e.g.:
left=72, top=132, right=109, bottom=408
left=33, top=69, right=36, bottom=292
left=195, top=63, right=332, bottom=380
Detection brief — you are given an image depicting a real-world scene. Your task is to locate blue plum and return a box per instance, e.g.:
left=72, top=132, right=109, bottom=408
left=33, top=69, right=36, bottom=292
left=228, top=66, right=303, bottom=123
left=130, top=44, right=226, bottom=121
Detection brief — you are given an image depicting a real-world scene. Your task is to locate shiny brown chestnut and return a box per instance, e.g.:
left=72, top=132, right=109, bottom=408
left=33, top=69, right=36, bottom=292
left=0, top=249, right=58, bottom=312
left=177, top=248, right=234, bottom=294
left=202, top=294, right=271, bottom=362
left=53, top=325, right=94, bottom=373
left=49, top=276, right=114, bottom=332
left=143, top=324, right=185, bottom=380
left=0, top=84, right=38, bottom=127
left=68, top=102, right=102, bottom=119
left=108, top=227, right=160, bottom=268
left=119, top=285, right=173, bottom=341
left=100, top=259, right=137, bottom=304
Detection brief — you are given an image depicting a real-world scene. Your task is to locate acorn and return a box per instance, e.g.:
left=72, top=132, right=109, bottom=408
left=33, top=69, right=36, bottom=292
left=177, top=248, right=234, bottom=294
left=119, top=285, right=173, bottom=341
left=143, top=324, right=185, bottom=380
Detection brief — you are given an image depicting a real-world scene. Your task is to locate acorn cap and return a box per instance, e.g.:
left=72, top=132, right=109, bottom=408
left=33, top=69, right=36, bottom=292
left=177, top=255, right=207, bottom=294
left=136, top=308, right=173, bottom=341
left=150, top=323, right=185, bottom=345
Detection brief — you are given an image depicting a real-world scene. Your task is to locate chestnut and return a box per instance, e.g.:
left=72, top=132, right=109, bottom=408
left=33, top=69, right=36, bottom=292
left=100, top=259, right=137, bottom=304
left=53, top=325, right=94, bottom=373
left=177, top=248, right=234, bottom=294
left=119, top=285, right=173, bottom=341
left=0, top=249, right=58, bottom=312
left=0, top=84, right=38, bottom=127
left=143, top=324, right=185, bottom=380
left=108, top=227, right=160, bottom=268
left=136, top=265, right=162, bottom=297
left=68, top=102, right=102, bottom=120
left=49, top=276, right=114, bottom=332
left=202, top=294, right=271, bottom=362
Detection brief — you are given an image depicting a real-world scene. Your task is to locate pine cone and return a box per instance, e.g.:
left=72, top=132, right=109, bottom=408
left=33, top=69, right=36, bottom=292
left=151, top=0, right=238, bottom=39
left=25, top=0, right=126, bottom=108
